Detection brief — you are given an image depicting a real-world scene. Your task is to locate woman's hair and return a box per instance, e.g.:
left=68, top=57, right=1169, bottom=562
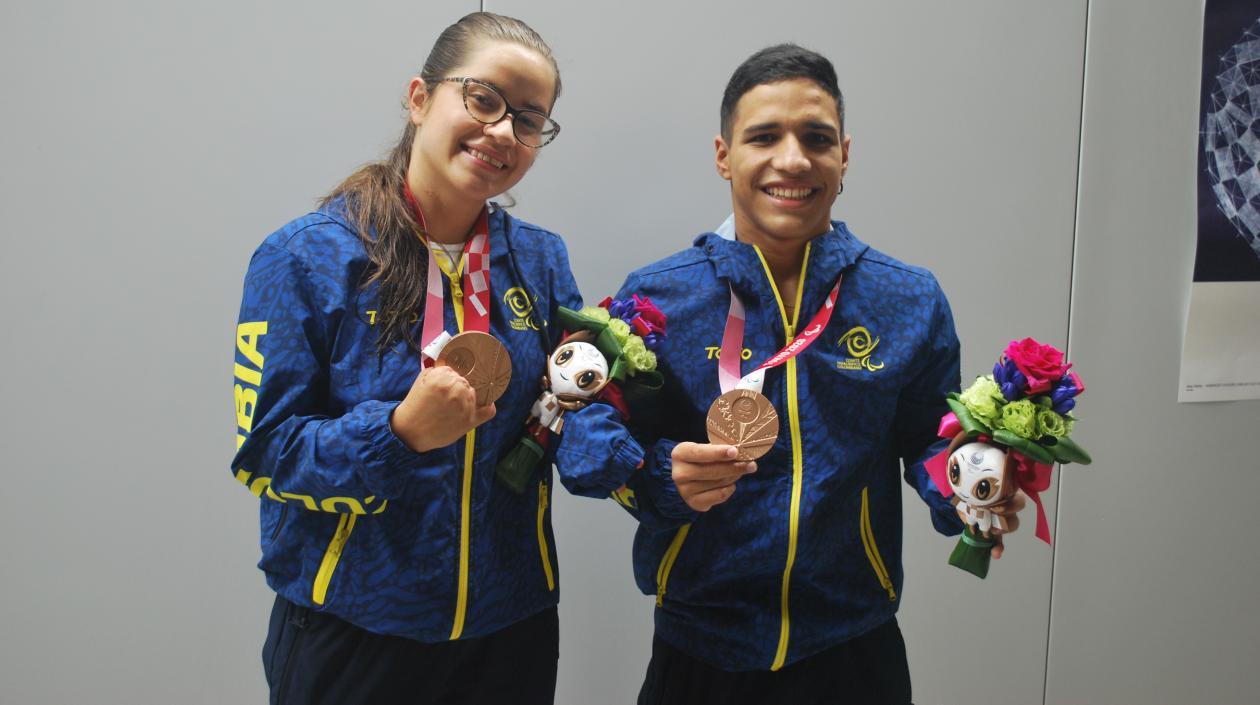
left=322, top=12, right=560, bottom=353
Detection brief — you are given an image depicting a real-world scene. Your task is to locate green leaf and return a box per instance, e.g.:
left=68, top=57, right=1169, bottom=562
left=1052, top=436, right=1092, bottom=465
left=946, top=398, right=992, bottom=436
left=992, top=430, right=1055, bottom=465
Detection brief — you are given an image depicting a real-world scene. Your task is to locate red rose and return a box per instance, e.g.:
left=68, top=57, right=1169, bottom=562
left=1004, top=338, right=1070, bottom=395
left=631, top=294, right=667, bottom=332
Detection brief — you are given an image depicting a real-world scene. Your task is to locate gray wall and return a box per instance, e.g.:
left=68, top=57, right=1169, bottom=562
left=0, top=1, right=1254, bottom=704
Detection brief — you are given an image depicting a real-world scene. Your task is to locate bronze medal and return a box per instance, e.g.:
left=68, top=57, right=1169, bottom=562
left=706, top=389, right=779, bottom=460
left=436, top=331, right=512, bottom=406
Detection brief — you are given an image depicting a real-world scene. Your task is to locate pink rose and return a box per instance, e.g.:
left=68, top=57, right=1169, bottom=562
left=1004, top=338, right=1070, bottom=395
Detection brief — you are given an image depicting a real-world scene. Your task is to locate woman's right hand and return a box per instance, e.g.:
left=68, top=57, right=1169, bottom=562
left=391, top=366, right=497, bottom=452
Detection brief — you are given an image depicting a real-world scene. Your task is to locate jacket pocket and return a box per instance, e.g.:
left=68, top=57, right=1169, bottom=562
left=655, top=525, right=691, bottom=606
left=537, top=478, right=556, bottom=592
left=859, top=486, right=897, bottom=601
left=312, top=513, right=357, bottom=606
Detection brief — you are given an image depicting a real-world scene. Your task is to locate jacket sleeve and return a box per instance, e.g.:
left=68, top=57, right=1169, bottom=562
left=895, top=279, right=966, bottom=536
left=553, top=403, right=645, bottom=498
left=587, top=272, right=697, bottom=532
left=230, top=242, right=458, bottom=514
left=616, top=438, right=697, bottom=531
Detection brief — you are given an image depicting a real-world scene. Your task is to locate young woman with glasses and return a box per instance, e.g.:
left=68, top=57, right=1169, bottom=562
left=231, top=12, right=638, bottom=705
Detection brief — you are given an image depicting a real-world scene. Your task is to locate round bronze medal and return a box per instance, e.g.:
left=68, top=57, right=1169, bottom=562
left=436, top=331, right=512, bottom=406
left=706, top=389, right=779, bottom=460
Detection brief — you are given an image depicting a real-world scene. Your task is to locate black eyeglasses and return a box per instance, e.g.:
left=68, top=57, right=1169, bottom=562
left=440, top=77, right=560, bottom=148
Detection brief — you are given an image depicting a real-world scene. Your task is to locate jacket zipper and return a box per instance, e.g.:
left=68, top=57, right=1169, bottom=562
left=537, top=478, right=556, bottom=591
left=860, top=486, right=897, bottom=601
left=443, top=267, right=475, bottom=640
left=270, top=503, right=288, bottom=541
left=655, top=525, right=691, bottom=606
left=755, top=244, right=811, bottom=672
left=312, top=513, right=357, bottom=605
left=449, top=429, right=476, bottom=639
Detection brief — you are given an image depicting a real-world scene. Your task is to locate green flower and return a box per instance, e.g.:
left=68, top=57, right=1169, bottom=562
left=1063, top=415, right=1076, bottom=436
left=607, top=318, right=631, bottom=345
left=579, top=306, right=611, bottom=324
left=999, top=399, right=1039, bottom=439
left=623, top=336, right=657, bottom=374
left=960, top=375, right=1004, bottom=427
left=1037, top=408, right=1068, bottom=438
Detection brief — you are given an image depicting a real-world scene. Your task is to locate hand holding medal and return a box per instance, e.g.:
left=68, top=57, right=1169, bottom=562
left=435, top=331, right=512, bottom=406
left=391, top=185, right=512, bottom=452
left=681, top=278, right=844, bottom=511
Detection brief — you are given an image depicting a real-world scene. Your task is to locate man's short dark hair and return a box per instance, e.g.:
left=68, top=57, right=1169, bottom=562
left=720, top=43, right=844, bottom=139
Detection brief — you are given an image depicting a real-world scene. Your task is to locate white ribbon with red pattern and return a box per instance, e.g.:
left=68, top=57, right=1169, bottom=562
left=404, top=185, right=492, bottom=365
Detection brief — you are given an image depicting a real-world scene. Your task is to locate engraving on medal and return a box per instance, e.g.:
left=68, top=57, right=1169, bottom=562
left=706, top=389, right=779, bottom=460
left=437, top=331, right=512, bottom=406
left=445, top=347, right=475, bottom=377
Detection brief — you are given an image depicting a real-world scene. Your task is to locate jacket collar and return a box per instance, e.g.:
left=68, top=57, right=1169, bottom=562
left=696, top=220, right=869, bottom=302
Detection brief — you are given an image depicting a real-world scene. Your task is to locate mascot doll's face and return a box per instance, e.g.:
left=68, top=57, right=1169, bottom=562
left=947, top=442, right=1008, bottom=508
left=548, top=341, right=609, bottom=397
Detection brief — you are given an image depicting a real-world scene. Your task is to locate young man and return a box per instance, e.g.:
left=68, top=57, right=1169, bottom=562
left=556, top=44, right=1023, bottom=704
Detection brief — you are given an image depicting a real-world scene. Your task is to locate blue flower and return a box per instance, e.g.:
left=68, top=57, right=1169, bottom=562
left=993, top=359, right=1027, bottom=401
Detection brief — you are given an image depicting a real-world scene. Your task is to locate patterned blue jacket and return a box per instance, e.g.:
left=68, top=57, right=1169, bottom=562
left=231, top=201, right=643, bottom=642
left=558, top=222, right=964, bottom=671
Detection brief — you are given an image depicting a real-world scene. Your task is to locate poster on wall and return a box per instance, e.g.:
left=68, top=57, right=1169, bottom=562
left=1180, top=0, right=1260, bottom=402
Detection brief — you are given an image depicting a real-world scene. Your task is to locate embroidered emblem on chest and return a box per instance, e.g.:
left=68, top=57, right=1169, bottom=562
left=836, top=326, right=885, bottom=372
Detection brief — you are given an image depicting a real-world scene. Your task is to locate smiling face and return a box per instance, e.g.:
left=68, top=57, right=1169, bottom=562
left=715, top=78, right=850, bottom=250
left=947, top=442, right=1009, bottom=508
left=548, top=341, right=609, bottom=398
left=408, top=40, right=557, bottom=205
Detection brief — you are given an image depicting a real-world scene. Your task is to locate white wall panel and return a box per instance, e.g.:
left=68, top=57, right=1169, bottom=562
left=487, top=2, right=1087, bottom=703
left=0, top=2, right=475, bottom=703
left=1048, top=1, right=1260, bottom=703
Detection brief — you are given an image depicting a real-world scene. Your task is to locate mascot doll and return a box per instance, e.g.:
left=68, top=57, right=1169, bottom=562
left=926, top=338, right=1093, bottom=578
left=496, top=296, right=665, bottom=494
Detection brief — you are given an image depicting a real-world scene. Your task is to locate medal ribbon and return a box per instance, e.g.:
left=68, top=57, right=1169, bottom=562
left=403, top=185, right=492, bottom=364
left=718, top=275, right=843, bottom=394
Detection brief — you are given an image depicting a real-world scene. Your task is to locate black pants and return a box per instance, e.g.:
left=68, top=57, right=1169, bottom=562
left=638, top=618, right=912, bottom=705
left=263, top=595, right=559, bottom=705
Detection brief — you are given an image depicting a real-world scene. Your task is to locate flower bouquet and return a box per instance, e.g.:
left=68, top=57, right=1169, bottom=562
left=495, top=295, right=665, bottom=493
left=924, top=338, right=1092, bottom=578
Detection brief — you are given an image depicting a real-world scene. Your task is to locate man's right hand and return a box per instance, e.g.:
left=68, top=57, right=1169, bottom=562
left=391, top=366, right=496, bottom=453
left=671, top=442, right=757, bottom=512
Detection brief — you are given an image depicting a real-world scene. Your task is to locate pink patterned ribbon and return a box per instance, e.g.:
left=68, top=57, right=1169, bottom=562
left=403, top=184, right=492, bottom=364
left=718, top=276, right=843, bottom=394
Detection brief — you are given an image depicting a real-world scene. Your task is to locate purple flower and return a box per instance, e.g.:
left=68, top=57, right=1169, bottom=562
left=1049, top=372, right=1084, bottom=414
left=643, top=332, right=663, bottom=352
left=993, top=359, right=1027, bottom=401
left=608, top=298, right=636, bottom=320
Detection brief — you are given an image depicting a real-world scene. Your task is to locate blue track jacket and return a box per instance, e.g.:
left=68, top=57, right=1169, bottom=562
left=231, top=201, right=643, bottom=642
left=557, top=222, right=964, bottom=671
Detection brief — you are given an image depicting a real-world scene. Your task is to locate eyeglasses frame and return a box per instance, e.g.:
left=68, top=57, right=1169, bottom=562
left=438, top=77, right=561, bottom=148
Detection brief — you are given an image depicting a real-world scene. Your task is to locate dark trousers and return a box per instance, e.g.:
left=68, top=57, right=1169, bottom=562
left=263, top=595, right=559, bottom=705
left=638, top=618, right=912, bottom=705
